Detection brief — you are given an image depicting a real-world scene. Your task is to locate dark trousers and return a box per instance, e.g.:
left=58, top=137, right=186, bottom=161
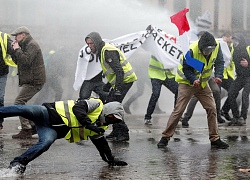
left=145, top=78, right=178, bottom=120
left=79, top=80, right=107, bottom=103
left=220, top=77, right=234, bottom=113
left=105, top=82, right=133, bottom=103
left=225, top=76, right=250, bottom=119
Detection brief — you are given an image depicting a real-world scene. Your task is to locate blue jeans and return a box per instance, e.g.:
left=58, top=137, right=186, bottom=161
left=0, top=74, right=7, bottom=125
left=0, top=105, right=57, bottom=166
left=145, top=78, right=178, bottom=120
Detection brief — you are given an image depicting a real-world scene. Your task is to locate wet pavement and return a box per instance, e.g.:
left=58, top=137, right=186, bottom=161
left=0, top=114, right=250, bottom=179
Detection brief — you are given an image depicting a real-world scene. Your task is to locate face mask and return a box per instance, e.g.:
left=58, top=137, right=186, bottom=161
left=202, top=46, right=216, bottom=56
left=232, top=39, right=239, bottom=47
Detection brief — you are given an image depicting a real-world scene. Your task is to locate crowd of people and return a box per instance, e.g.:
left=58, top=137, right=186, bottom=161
left=1, top=25, right=250, bottom=175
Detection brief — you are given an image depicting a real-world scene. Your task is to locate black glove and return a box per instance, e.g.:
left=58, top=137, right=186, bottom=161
left=103, top=83, right=112, bottom=92
left=91, top=136, right=119, bottom=164
left=85, top=124, right=105, bottom=134
left=108, top=159, right=128, bottom=166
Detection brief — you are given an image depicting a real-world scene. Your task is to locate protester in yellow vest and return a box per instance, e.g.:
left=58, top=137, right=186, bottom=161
left=181, top=31, right=230, bottom=128
left=0, top=98, right=127, bottom=174
left=157, top=31, right=229, bottom=149
left=85, top=32, right=137, bottom=142
left=144, top=55, right=178, bottom=125
left=0, top=31, right=16, bottom=129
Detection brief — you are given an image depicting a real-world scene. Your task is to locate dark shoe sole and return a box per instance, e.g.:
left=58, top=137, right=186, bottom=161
left=211, top=145, right=229, bottom=149
left=182, top=124, right=189, bottom=128
left=228, top=122, right=243, bottom=126
left=157, top=143, right=167, bottom=148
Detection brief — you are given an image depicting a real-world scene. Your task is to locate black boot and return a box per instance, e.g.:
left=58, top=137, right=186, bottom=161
left=114, top=122, right=129, bottom=142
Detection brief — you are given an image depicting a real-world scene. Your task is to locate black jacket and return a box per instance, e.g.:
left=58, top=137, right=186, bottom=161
left=43, top=100, right=98, bottom=139
left=85, top=32, right=124, bottom=91
left=232, top=33, right=250, bottom=77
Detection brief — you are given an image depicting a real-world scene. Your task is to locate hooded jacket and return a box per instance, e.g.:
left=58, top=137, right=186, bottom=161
left=13, top=34, right=46, bottom=86
left=85, top=32, right=124, bottom=90
left=231, top=33, right=250, bottom=77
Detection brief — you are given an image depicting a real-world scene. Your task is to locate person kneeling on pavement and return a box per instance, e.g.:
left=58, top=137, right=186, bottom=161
left=0, top=98, right=127, bottom=174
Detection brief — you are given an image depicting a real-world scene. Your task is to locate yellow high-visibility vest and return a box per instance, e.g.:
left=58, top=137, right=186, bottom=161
left=148, top=56, right=175, bottom=80
left=55, top=99, right=108, bottom=143
left=223, top=43, right=235, bottom=79
left=176, top=40, right=220, bottom=88
left=100, top=43, right=137, bottom=87
left=0, top=32, right=17, bottom=67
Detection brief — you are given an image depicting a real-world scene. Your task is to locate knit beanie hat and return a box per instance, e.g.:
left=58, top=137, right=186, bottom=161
left=198, top=31, right=216, bottom=51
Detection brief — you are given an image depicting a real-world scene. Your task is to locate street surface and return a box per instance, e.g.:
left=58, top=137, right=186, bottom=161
left=0, top=114, right=250, bottom=179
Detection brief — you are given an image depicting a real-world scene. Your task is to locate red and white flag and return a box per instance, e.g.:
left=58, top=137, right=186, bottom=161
left=170, top=8, right=204, bottom=72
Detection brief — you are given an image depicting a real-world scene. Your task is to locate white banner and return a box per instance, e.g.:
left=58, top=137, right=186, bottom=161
left=73, top=25, right=183, bottom=90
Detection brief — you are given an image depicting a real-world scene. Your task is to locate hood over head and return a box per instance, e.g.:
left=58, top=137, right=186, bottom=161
left=99, top=101, right=124, bottom=125
left=101, top=101, right=124, bottom=120
left=85, top=32, right=104, bottom=54
left=232, top=33, right=247, bottom=47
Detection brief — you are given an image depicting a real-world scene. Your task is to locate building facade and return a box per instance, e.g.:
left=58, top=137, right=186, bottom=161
left=161, top=0, right=250, bottom=36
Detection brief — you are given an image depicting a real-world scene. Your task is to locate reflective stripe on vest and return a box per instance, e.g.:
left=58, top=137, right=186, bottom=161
left=148, top=56, right=175, bottom=80
left=55, top=99, right=107, bottom=143
left=100, top=43, right=137, bottom=86
left=0, top=32, right=17, bottom=67
left=223, top=43, right=235, bottom=79
left=175, top=40, right=219, bottom=88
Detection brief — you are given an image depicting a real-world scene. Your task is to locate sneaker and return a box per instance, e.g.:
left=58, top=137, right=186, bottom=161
left=12, top=129, right=32, bottom=139
left=181, top=118, right=189, bottom=128
left=228, top=118, right=243, bottom=126
left=221, top=110, right=232, bottom=121
left=8, top=162, right=26, bottom=174
left=144, top=119, right=152, bottom=125
left=217, top=115, right=226, bottom=123
left=238, top=117, right=246, bottom=125
left=157, top=137, right=168, bottom=148
left=211, top=138, right=229, bottom=149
